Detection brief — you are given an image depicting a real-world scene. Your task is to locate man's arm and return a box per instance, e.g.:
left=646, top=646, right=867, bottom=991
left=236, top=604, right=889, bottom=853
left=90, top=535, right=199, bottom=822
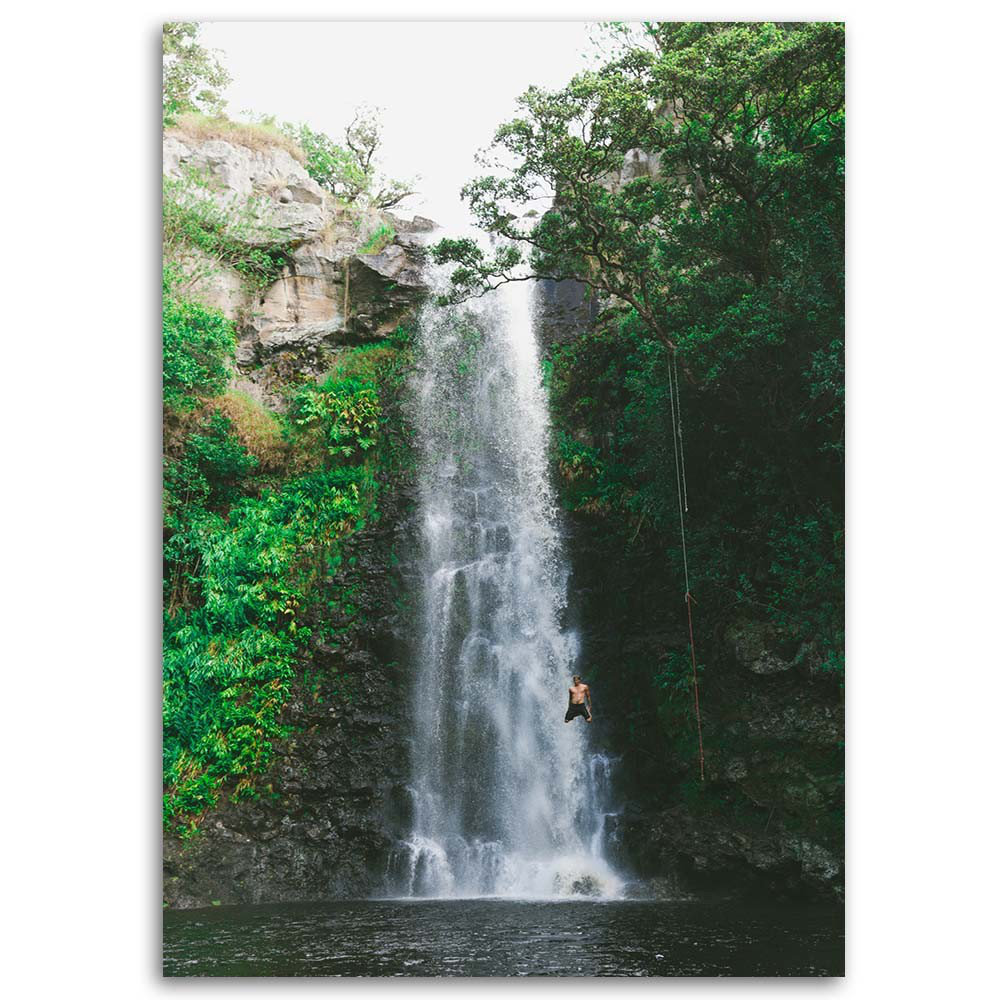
left=584, top=685, right=592, bottom=711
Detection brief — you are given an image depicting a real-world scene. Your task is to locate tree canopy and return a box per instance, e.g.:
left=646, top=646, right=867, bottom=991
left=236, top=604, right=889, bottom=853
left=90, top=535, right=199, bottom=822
left=162, top=22, right=232, bottom=123
left=436, top=21, right=843, bottom=352
left=281, top=108, right=416, bottom=209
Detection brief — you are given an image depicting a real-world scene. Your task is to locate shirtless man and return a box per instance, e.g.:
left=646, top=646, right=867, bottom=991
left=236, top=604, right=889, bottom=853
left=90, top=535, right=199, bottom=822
left=564, top=675, right=593, bottom=724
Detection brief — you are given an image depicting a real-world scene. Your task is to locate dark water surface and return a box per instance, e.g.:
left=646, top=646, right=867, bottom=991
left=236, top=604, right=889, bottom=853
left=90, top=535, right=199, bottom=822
left=163, top=898, right=844, bottom=977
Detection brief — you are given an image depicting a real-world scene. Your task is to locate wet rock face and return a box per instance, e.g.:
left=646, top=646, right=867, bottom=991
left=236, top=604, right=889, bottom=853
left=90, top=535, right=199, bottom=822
left=535, top=278, right=599, bottom=352
left=614, top=635, right=844, bottom=901
left=620, top=805, right=843, bottom=902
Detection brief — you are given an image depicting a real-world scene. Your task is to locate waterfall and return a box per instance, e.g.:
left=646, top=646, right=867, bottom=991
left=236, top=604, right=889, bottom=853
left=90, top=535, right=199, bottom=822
left=393, top=264, right=621, bottom=898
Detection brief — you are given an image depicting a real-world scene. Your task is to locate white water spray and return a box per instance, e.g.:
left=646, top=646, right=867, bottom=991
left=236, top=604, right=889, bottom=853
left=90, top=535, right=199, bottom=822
left=393, top=264, right=621, bottom=898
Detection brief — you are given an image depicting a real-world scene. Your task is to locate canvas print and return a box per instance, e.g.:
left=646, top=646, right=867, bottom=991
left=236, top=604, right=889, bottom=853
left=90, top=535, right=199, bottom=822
left=162, top=20, right=845, bottom=977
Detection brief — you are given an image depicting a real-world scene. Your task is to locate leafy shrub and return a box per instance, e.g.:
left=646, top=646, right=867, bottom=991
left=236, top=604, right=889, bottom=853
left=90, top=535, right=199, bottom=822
left=162, top=311, right=412, bottom=831
left=164, top=412, right=259, bottom=516
left=292, top=380, right=381, bottom=459
left=162, top=167, right=292, bottom=294
left=162, top=268, right=236, bottom=411
left=278, top=109, right=415, bottom=209
left=279, top=120, right=364, bottom=196
left=163, top=463, right=373, bottom=829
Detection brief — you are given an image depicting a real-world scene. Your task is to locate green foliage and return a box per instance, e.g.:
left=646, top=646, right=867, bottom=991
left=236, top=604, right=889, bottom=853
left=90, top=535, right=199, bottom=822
left=162, top=274, right=411, bottom=830
left=765, top=508, right=844, bottom=672
left=652, top=651, right=702, bottom=758
left=279, top=120, right=366, bottom=200
left=162, top=168, right=292, bottom=294
left=162, top=461, right=374, bottom=829
left=164, top=412, right=259, bottom=513
left=292, top=380, right=381, bottom=459
left=162, top=22, right=231, bottom=124
left=434, top=21, right=844, bottom=338
left=162, top=267, right=236, bottom=411
left=279, top=109, right=416, bottom=209
left=359, top=222, right=396, bottom=256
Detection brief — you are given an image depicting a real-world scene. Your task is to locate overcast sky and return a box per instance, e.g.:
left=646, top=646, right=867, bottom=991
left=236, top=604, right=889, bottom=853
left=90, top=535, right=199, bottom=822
left=199, top=21, right=599, bottom=228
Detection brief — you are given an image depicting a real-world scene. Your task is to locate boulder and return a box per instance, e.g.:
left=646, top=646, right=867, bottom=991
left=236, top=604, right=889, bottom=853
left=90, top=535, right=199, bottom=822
left=163, top=135, right=328, bottom=246
left=726, top=622, right=796, bottom=675
left=169, top=245, right=249, bottom=320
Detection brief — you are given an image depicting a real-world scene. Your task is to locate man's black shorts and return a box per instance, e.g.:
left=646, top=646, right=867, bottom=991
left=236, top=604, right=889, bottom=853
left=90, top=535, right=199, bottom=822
left=565, top=702, right=592, bottom=722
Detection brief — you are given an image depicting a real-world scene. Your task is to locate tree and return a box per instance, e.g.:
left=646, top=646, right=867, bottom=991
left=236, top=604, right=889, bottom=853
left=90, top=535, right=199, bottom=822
left=342, top=106, right=417, bottom=209
left=280, top=121, right=365, bottom=199
left=281, top=108, right=416, bottom=210
left=434, top=21, right=844, bottom=357
left=162, top=22, right=232, bottom=123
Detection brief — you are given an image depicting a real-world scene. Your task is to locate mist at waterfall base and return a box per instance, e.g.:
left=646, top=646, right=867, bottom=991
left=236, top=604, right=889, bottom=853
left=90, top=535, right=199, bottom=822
left=389, top=271, right=622, bottom=900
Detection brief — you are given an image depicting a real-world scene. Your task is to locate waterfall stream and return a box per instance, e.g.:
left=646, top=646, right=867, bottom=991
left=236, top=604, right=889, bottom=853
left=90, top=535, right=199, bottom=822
left=392, top=266, right=621, bottom=898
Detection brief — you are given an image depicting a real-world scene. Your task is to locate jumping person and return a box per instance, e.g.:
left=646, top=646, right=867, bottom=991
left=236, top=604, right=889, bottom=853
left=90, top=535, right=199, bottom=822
left=564, top=675, right=593, bottom=724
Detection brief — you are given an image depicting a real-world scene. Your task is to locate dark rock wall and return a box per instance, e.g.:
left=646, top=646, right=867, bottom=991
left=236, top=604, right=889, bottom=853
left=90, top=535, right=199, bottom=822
left=559, top=469, right=844, bottom=902
left=536, top=278, right=599, bottom=353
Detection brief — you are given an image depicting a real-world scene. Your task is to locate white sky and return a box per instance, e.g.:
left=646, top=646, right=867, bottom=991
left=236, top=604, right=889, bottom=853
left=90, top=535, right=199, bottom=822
left=199, top=21, right=599, bottom=228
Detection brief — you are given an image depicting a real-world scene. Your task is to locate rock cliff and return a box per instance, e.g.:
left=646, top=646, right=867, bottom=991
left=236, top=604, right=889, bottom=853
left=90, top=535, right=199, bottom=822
left=163, top=127, right=436, bottom=406
left=162, top=129, right=429, bottom=908
left=163, top=129, right=842, bottom=907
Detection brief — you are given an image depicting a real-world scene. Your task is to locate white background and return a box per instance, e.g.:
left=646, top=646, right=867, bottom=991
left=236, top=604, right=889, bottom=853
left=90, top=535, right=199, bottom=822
left=3, top=1, right=998, bottom=995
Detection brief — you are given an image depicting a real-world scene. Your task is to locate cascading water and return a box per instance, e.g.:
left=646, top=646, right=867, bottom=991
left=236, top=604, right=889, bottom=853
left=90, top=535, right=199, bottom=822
left=392, top=260, right=622, bottom=899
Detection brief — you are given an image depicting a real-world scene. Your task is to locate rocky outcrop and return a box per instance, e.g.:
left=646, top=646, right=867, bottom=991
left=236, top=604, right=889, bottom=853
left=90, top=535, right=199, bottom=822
left=622, top=622, right=844, bottom=897
left=163, top=130, right=436, bottom=403
left=621, top=805, right=842, bottom=900
left=164, top=134, right=329, bottom=245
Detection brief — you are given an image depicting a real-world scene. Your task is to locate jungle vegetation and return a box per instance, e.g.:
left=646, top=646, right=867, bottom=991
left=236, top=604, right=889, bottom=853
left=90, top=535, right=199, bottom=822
left=162, top=262, right=412, bottom=831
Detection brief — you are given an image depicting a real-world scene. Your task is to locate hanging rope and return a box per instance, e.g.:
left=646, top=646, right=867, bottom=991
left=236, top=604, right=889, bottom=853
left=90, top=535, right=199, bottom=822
left=666, top=351, right=690, bottom=594
left=667, top=347, right=706, bottom=782
left=672, top=350, right=689, bottom=514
